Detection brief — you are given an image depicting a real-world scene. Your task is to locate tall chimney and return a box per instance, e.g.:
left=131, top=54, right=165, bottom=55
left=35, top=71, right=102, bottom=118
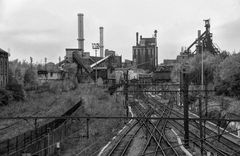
left=99, top=27, right=104, bottom=57
left=77, top=13, right=84, bottom=52
left=136, top=32, right=139, bottom=45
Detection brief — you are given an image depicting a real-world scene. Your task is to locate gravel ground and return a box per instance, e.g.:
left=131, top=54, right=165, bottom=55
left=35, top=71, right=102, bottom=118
left=127, top=128, right=146, bottom=156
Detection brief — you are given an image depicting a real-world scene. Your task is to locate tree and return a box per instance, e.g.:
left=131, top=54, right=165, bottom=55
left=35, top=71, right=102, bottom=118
left=188, top=52, right=222, bottom=85
left=24, top=68, right=38, bottom=85
left=8, top=68, right=17, bottom=85
left=15, top=67, right=23, bottom=84
left=217, top=53, right=240, bottom=97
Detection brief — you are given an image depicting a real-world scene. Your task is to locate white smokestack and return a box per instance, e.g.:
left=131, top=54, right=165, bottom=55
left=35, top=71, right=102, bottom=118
left=78, top=13, right=84, bottom=52
left=99, top=27, right=104, bottom=57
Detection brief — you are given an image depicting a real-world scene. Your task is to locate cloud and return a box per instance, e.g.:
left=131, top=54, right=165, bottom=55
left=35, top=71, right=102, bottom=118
left=215, top=18, right=240, bottom=51
left=1, top=0, right=240, bottom=63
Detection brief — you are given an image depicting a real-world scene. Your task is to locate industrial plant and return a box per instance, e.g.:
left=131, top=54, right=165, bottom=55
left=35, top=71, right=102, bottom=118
left=1, top=4, right=240, bottom=156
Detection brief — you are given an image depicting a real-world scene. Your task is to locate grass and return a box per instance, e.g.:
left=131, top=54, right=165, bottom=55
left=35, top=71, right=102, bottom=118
left=61, top=85, right=126, bottom=156
left=0, top=80, right=82, bottom=141
left=0, top=83, right=126, bottom=155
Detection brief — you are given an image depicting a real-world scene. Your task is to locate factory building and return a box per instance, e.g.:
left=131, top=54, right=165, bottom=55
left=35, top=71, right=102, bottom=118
left=176, top=47, right=189, bottom=64
left=122, top=59, right=133, bottom=68
left=0, top=48, right=9, bottom=88
left=62, top=13, right=123, bottom=83
left=132, top=30, right=158, bottom=71
left=105, top=49, right=115, bottom=57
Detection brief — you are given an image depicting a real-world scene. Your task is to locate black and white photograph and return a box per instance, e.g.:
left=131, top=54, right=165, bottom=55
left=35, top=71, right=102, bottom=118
left=0, top=0, right=240, bottom=155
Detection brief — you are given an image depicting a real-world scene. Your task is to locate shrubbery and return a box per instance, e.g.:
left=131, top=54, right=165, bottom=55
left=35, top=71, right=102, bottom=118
left=217, top=53, right=240, bottom=97
left=24, top=68, right=38, bottom=85
left=83, top=86, right=124, bottom=116
left=172, top=51, right=240, bottom=98
left=48, top=79, right=78, bottom=93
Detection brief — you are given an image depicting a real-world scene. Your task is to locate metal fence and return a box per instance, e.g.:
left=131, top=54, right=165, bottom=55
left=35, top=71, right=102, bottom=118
left=0, top=100, right=82, bottom=156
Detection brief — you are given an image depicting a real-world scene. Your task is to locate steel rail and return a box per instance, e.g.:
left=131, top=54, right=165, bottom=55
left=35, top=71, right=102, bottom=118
left=171, top=112, right=240, bottom=155
left=140, top=96, right=179, bottom=156
left=1, top=116, right=240, bottom=122
left=132, top=103, right=166, bottom=156
left=153, top=93, right=240, bottom=154
left=106, top=120, right=141, bottom=156
left=133, top=100, right=179, bottom=156
left=148, top=94, right=233, bottom=156
left=168, top=120, right=229, bottom=156
left=153, top=99, right=179, bottom=156
left=116, top=90, right=216, bottom=93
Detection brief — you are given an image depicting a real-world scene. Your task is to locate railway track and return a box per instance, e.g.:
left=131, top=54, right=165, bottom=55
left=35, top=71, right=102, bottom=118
left=106, top=120, right=142, bottom=156
left=146, top=93, right=240, bottom=156
left=104, top=101, right=152, bottom=156
left=132, top=98, right=180, bottom=156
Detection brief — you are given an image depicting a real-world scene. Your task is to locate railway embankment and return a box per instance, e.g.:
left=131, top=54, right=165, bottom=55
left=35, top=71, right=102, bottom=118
left=0, top=80, right=82, bottom=141
left=190, top=95, right=240, bottom=136
left=0, top=84, right=126, bottom=155
left=61, top=85, right=126, bottom=156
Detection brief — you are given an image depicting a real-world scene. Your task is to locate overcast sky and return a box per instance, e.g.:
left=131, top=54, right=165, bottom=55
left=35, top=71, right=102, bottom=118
left=1, top=0, right=240, bottom=63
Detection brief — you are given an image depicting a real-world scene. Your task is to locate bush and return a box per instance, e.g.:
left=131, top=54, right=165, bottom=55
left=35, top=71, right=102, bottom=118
left=83, top=86, right=124, bottom=116
left=6, top=84, right=25, bottom=101
left=218, top=53, right=240, bottom=97
left=48, top=80, right=78, bottom=94
left=24, top=68, right=38, bottom=85
left=0, top=89, right=11, bottom=105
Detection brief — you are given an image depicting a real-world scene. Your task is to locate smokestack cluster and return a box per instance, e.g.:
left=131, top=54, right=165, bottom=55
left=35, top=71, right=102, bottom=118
left=99, top=27, right=104, bottom=57
left=78, top=13, right=84, bottom=52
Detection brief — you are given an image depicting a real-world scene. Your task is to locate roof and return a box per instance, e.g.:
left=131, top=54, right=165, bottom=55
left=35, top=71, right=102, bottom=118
left=142, top=37, right=156, bottom=42
left=139, top=38, right=156, bottom=46
left=0, top=48, right=8, bottom=54
left=155, top=65, right=173, bottom=72
left=66, top=48, right=82, bottom=51
left=90, top=56, right=103, bottom=62
left=38, top=69, right=63, bottom=74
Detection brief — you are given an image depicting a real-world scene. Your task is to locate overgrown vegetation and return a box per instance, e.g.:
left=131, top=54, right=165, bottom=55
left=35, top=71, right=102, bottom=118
left=1, top=59, right=81, bottom=105
left=171, top=50, right=240, bottom=98
left=62, top=85, right=125, bottom=156
left=0, top=82, right=81, bottom=141
left=171, top=50, right=240, bottom=121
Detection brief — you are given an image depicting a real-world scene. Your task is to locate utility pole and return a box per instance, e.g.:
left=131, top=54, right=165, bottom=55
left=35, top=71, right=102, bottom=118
left=199, top=98, right=204, bottom=156
left=45, top=57, right=47, bottom=80
left=124, top=70, right=129, bottom=117
left=181, top=64, right=190, bottom=147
